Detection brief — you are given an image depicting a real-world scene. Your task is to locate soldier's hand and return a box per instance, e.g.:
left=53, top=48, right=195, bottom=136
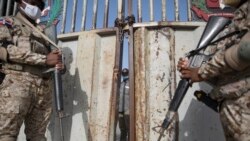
left=46, top=50, right=62, bottom=66
left=177, top=57, right=189, bottom=71
left=179, top=67, right=204, bottom=83
left=55, top=62, right=66, bottom=74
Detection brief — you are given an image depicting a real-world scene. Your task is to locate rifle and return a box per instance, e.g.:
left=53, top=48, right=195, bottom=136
left=45, top=24, right=65, bottom=141
left=159, top=16, right=231, bottom=137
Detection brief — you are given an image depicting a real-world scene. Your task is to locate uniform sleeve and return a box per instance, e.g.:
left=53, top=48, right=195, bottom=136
left=7, top=44, right=47, bottom=66
left=198, top=49, right=234, bottom=80
left=0, top=20, right=47, bottom=66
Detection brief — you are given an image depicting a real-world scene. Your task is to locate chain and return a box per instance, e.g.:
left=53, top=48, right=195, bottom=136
left=115, top=18, right=126, bottom=42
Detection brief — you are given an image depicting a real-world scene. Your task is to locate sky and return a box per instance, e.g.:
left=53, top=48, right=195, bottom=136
left=49, top=0, right=189, bottom=68
left=60, top=0, right=188, bottom=32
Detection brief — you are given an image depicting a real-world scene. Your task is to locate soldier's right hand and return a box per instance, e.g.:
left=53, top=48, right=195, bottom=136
left=45, top=50, right=62, bottom=66
left=177, top=57, right=189, bottom=71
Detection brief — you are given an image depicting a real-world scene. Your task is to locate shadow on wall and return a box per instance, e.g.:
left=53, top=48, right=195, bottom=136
left=48, top=47, right=90, bottom=141
left=179, top=82, right=225, bottom=141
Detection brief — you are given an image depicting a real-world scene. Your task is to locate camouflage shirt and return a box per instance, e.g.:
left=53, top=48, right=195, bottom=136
left=198, top=1, right=250, bottom=100
left=0, top=12, right=50, bottom=66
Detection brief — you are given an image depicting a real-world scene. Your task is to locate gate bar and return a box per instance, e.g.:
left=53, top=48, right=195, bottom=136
left=6, top=0, right=12, bottom=16
left=128, top=0, right=135, bottom=140
left=71, top=0, right=77, bottom=32
left=137, top=0, right=142, bottom=23
left=174, top=0, right=179, bottom=21
left=92, top=0, right=98, bottom=29
left=103, top=0, right=109, bottom=28
left=149, top=0, right=154, bottom=21
left=162, top=0, right=166, bottom=21
left=61, top=0, right=67, bottom=33
left=13, top=2, right=17, bottom=16
left=187, top=0, right=192, bottom=21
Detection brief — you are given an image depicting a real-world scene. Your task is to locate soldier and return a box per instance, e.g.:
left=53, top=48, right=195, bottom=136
left=0, top=0, right=63, bottom=141
left=118, top=68, right=130, bottom=141
left=177, top=0, right=250, bottom=140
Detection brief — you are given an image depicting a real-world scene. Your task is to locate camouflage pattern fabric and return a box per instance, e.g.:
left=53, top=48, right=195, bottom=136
left=0, top=71, right=52, bottom=141
left=198, top=2, right=250, bottom=140
left=0, top=12, right=52, bottom=141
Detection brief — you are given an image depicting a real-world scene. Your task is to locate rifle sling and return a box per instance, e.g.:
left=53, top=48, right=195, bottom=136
left=189, top=29, right=248, bottom=57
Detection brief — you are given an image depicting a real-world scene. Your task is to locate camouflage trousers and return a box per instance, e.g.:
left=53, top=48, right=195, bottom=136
left=0, top=70, right=52, bottom=141
left=219, top=91, right=250, bottom=141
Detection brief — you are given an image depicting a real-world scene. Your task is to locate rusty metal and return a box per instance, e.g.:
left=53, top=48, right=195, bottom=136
left=71, top=0, right=77, bottom=32
left=61, top=0, right=67, bottom=33
left=128, top=0, right=135, bottom=140
left=92, top=0, right=98, bottom=29
left=137, top=0, right=142, bottom=22
left=174, top=0, right=179, bottom=21
left=81, top=0, right=88, bottom=30
left=162, top=0, right=166, bottom=21
left=107, top=1, right=125, bottom=140
left=109, top=18, right=125, bottom=141
left=149, top=0, right=154, bottom=22
left=103, top=0, right=109, bottom=28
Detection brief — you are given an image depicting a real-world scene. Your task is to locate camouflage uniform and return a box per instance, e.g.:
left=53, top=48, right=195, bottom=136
left=198, top=2, right=250, bottom=140
left=0, top=12, right=52, bottom=141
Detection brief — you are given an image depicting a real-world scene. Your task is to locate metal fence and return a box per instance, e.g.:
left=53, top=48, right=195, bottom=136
left=1, top=0, right=193, bottom=33
left=60, top=0, right=192, bottom=33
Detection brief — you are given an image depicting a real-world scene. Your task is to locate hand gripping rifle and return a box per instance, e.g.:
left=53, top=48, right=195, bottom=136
left=158, top=16, right=231, bottom=138
left=45, top=24, right=65, bottom=141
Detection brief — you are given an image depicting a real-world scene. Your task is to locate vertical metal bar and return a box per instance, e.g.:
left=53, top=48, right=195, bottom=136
left=71, top=0, right=77, bottom=32
left=13, top=2, right=17, bottom=16
left=81, top=0, right=88, bottom=31
left=103, top=0, right=109, bottom=28
left=128, top=0, right=135, bottom=140
left=187, top=0, right=192, bottom=21
left=162, top=0, right=166, bottom=21
left=149, top=0, right=154, bottom=22
left=6, top=0, right=11, bottom=16
left=117, top=0, right=124, bottom=19
left=0, top=0, right=4, bottom=16
left=109, top=1, right=124, bottom=140
left=61, top=0, right=67, bottom=33
left=174, top=0, right=179, bottom=21
left=137, top=0, right=142, bottom=23
left=109, top=23, right=123, bottom=141
left=92, top=0, right=98, bottom=29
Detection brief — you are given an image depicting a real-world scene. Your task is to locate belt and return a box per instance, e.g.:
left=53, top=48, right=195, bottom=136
left=2, top=63, right=51, bottom=78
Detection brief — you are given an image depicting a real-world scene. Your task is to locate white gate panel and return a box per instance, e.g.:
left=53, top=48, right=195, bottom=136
left=134, top=23, right=225, bottom=141
left=134, top=27, right=177, bottom=141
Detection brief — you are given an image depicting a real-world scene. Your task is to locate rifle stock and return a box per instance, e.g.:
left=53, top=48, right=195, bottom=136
left=160, top=16, right=231, bottom=131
